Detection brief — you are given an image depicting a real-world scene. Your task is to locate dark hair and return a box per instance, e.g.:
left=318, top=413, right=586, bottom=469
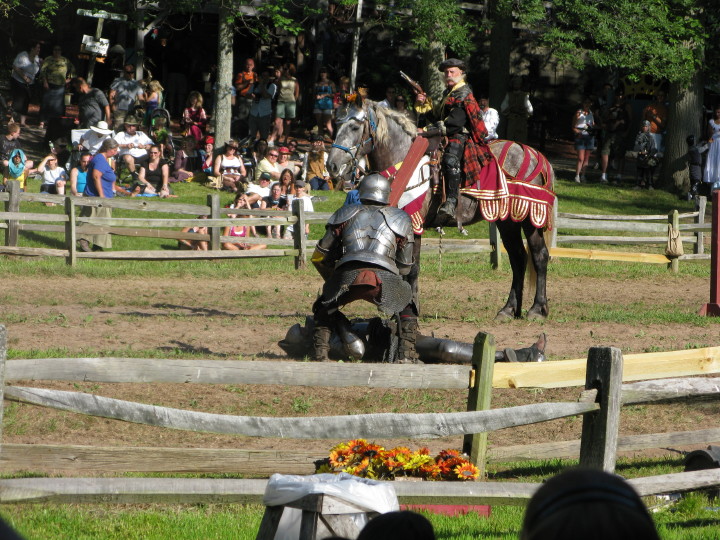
left=357, top=511, right=435, bottom=540
left=521, top=468, right=659, bottom=540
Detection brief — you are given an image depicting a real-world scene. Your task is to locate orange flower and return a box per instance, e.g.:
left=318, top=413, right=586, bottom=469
left=454, top=462, right=480, bottom=480
left=363, top=443, right=383, bottom=458
left=329, top=448, right=352, bottom=468
left=437, top=449, right=461, bottom=461
left=417, top=447, right=431, bottom=455
left=347, top=439, right=368, bottom=453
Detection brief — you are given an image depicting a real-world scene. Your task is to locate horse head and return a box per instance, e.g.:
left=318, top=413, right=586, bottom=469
left=327, top=94, right=376, bottom=182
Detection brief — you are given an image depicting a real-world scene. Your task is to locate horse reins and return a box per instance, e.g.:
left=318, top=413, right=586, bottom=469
left=331, top=107, right=377, bottom=182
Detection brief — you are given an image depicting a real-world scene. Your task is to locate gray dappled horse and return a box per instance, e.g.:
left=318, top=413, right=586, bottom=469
left=326, top=98, right=556, bottom=320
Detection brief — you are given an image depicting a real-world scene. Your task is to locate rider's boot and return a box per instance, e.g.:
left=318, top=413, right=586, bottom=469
left=437, top=166, right=462, bottom=222
left=312, top=325, right=332, bottom=362
left=396, top=316, right=422, bottom=364
left=499, top=333, right=547, bottom=363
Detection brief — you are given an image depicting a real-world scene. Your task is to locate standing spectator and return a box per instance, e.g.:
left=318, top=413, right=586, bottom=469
left=313, top=67, right=336, bottom=140
left=643, top=90, right=668, bottom=154
left=703, top=104, right=720, bottom=189
left=248, top=68, right=277, bottom=143
left=143, top=80, right=164, bottom=128
left=78, top=120, right=113, bottom=155
left=38, top=44, right=75, bottom=130
left=182, top=91, right=208, bottom=144
left=501, top=76, right=533, bottom=144
left=394, top=94, right=417, bottom=125
left=78, top=138, right=120, bottom=252
left=600, top=92, right=630, bottom=184
left=378, top=86, right=397, bottom=109
left=108, top=64, right=145, bottom=131
left=72, top=77, right=111, bottom=129
left=478, top=93, right=499, bottom=141
left=114, top=116, right=154, bottom=174
left=1, top=124, right=33, bottom=175
left=303, top=133, right=330, bottom=190
left=37, top=153, right=68, bottom=196
left=686, top=135, right=708, bottom=200
left=234, top=58, right=258, bottom=138
left=10, top=41, right=42, bottom=126
left=269, top=63, right=299, bottom=146
left=70, top=152, right=91, bottom=196
left=254, top=147, right=282, bottom=182
left=213, top=139, right=247, bottom=193
left=634, top=120, right=658, bottom=190
left=283, top=180, right=313, bottom=239
left=572, top=97, right=595, bottom=183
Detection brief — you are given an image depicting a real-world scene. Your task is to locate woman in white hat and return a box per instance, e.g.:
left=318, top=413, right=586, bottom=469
left=78, top=120, right=114, bottom=156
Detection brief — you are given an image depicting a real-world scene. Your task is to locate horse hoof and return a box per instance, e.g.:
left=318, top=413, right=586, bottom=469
left=494, top=309, right=515, bottom=322
left=527, top=306, right=549, bottom=320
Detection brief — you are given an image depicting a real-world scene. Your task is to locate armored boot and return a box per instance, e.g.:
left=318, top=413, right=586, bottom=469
left=396, top=316, right=422, bottom=364
left=500, top=333, right=547, bottom=363
left=312, top=325, right=332, bottom=362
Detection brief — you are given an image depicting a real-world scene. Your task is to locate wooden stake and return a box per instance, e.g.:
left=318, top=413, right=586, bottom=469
left=462, top=332, right=495, bottom=475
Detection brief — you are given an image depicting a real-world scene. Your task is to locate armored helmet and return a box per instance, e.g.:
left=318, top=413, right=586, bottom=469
left=357, top=173, right=391, bottom=205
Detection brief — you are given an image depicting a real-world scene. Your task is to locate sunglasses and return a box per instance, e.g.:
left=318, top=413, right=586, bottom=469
left=269, top=153, right=279, bottom=157
left=125, top=70, right=134, bottom=75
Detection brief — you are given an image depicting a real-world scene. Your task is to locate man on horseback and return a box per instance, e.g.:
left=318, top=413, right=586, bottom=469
left=310, top=173, right=420, bottom=364
left=414, top=58, right=494, bottom=222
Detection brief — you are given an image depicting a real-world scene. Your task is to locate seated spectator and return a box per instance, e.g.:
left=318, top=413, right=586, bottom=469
left=254, top=147, right=282, bottom=182
left=37, top=153, right=68, bottom=199
left=179, top=215, right=209, bottom=251
left=283, top=180, right=313, bottom=239
left=137, top=145, right=175, bottom=198
left=1, top=123, right=33, bottom=176
left=114, top=115, right=154, bottom=175
left=213, top=139, right=247, bottom=193
left=357, top=511, right=435, bottom=540
left=2, top=149, right=30, bottom=192
left=69, top=152, right=92, bottom=196
left=520, top=468, right=659, bottom=540
left=303, top=133, right=331, bottom=190
left=286, top=138, right=303, bottom=163
left=170, top=136, right=197, bottom=183
left=78, top=120, right=113, bottom=155
left=199, top=135, right=215, bottom=174
left=260, top=182, right=286, bottom=238
left=182, top=91, right=208, bottom=144
left=277, top=145, right=302, bottom=178
left=223, top=193, right=265, bottom=250
left=246, top=172, right=273, bottom=206
left=276, top=168, right=296, bottom=196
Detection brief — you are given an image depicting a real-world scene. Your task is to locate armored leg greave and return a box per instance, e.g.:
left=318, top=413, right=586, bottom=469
left=396, top=316, right=421, bottom=364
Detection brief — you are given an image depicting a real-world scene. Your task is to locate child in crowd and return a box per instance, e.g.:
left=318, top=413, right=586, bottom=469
left=222, top=193, right=266, bottom=250
left=179, top=215, right=209, bottom=250
left=2, top=149, right=30, bottom=191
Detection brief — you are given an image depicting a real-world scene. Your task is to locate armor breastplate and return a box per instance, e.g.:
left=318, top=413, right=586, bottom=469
left=337, top=206, right=413, bottom=274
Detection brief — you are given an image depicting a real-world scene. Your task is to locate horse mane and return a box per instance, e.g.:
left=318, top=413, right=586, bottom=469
left=370, top=100, right=417, bottom=146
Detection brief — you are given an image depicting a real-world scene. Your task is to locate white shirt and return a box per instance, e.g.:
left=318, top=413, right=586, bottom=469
left=12, top=51, right=40, bottom=84
left=481, top=107, right=500, bottom=140
left=79, top=129, right=111, bottom=155
left=42, top=168, right=68, bottom=186
left=246, top=183, right=270, bottom=198
left=500, top=92, right=534, bottom=116
left=285, top=195, right=314, bottom=233
left=114, top=130, right=154, bottom=158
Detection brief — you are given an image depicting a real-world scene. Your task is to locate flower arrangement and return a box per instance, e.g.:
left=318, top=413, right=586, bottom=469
left=315, top=439, right=480, bottom=481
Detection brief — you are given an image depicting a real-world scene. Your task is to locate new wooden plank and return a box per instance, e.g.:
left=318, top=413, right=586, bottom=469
left=4, top=386, right=598, bottom=439
left=549, top=247, right=669, bottom=264
left=4, top=359, right=473, bottom=389
left=494, top=346, right=720, bottom=388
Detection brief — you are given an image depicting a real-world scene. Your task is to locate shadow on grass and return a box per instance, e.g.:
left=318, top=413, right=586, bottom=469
left=19, top=230, right=66, bottom=250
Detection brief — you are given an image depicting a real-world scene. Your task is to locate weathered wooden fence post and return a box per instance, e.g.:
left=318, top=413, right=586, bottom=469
left=700, top=190, right=720, bottom=316
left=668, top=209, right=680, bottom=273
left=579, top=346, right=624, bottom=472
left=64, top=196, right=77, bottom=266
left=489, top=222, right=502, bottom=270
left=695, top=196, right=707, bottom=255
left=0, top=324, right=6, bottom=454
left=208, top=193, right=221, bottom=251
left=462, top=332, right=495, bottom=476
left=292, top=198, right=307, bottom=270
left=4, top=180, right=20, bottom=247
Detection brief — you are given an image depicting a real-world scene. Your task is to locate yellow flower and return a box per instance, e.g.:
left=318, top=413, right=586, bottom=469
left=329, top=448, right=352, bottom=468
left=454, top=462, right=480, bottom=480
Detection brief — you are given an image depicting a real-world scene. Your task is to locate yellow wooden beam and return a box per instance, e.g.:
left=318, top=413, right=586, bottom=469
left=549, top=247, right=670, bottom=264
left=493, top=346, right=720, bottom=389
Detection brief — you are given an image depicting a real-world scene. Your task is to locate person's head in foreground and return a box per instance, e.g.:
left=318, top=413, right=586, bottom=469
left=357, top=510, right=435, bottom=540
left=521, top=468, right=660, bottom=540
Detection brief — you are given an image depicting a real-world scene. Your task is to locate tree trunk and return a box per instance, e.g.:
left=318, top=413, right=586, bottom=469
left=421, top=39, right=445, bottom=103
left=488, top=4, right=512, bottom=137
left=214, top=5, right=234, bottom=147
left=663, top=69, right=704, bottom=194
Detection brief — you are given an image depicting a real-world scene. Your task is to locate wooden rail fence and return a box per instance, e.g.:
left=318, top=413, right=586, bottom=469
left=0, top=327, right=718, bottom=505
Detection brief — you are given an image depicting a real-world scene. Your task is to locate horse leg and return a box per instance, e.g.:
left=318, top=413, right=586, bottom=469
left=495, top=220, right=526, bottom=320
left=405, top=235, right=422, bottom=316
left=522, top=220, right=550, bottom=320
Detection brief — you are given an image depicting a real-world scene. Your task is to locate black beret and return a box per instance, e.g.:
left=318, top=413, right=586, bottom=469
left=439, top=58, right=465, bottom=72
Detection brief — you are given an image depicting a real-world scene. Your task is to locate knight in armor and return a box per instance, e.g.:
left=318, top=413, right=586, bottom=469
left=310, top=173, right=420, bottom=363
left=414, top=58, right=494, bottom=222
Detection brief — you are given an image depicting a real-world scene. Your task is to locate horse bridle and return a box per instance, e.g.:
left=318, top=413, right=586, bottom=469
left=332, top=106, right=377, bottom=181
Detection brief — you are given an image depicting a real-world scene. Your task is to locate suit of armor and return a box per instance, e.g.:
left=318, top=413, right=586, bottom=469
left=311, top=180, right=419, bottom=363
